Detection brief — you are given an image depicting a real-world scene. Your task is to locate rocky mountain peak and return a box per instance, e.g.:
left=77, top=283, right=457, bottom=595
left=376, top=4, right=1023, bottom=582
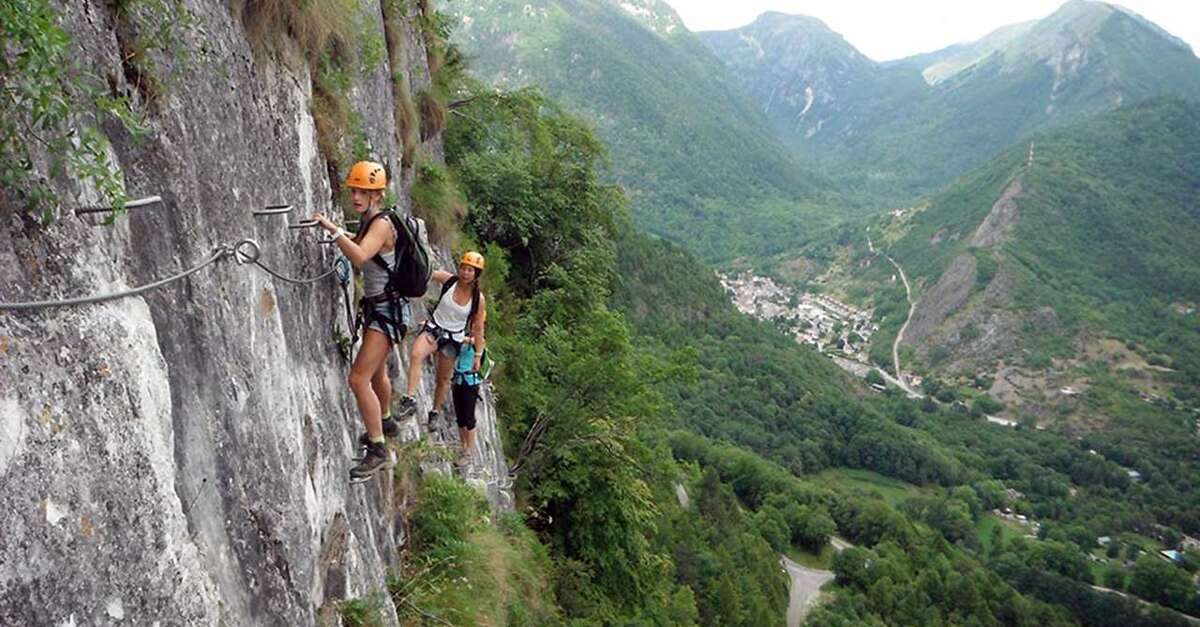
left=609, top=0, right=685, bottom=35
left=925, top=0, right=1193, bottom=85
left=699, top=11, right=899, bottom=141
left=705, top=11, right=872, bottom=68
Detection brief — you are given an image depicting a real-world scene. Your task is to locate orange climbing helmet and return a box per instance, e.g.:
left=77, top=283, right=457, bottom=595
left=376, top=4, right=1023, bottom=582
left=461, top=251, right=485, bottom=271
left=345, top=161, right=387, bottom=190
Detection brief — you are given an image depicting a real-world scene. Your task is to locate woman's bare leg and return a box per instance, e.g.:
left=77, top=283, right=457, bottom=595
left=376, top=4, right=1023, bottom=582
left=349, top=330, right=391, bottom=438
left=370, top=355, right=392, bottom=416
left=405, top=333, right=438, bottom=397
left=459, top=426, right=477, bottom=458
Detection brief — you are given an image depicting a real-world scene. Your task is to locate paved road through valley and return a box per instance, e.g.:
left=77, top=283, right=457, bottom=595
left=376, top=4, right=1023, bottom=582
left=869, top=229, right=922, bottom=398
left=782, top=556, right=835, bottom=627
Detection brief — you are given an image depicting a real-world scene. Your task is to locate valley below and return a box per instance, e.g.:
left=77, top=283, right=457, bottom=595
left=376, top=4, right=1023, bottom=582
left=719, top=268, right=925, bottom=397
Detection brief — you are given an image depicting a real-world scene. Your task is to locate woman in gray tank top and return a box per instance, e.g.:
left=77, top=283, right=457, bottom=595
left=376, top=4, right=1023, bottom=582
left=313, top=161, right=411, bottom=484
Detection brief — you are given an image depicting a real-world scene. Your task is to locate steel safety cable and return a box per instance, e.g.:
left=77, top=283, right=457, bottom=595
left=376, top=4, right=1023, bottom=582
left=0, top=246, right=234, bottom=311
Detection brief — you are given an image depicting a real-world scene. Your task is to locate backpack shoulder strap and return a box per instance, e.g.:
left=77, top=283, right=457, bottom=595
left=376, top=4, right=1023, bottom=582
left=356, top=210, right=390, bottom=239
left=358, top=210, right=396, bottom=273
left=439, top=276, right=459, bottom=301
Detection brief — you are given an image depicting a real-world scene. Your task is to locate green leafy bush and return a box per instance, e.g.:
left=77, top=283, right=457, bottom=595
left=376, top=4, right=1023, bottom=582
left=0, top=0, right=144, bottom=219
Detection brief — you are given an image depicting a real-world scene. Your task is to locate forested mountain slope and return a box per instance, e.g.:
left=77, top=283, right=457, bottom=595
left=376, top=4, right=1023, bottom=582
left=880, top=99, right=1200, bottom=392
left=448, top=0, right=842, bottom=261
left=610, top=222, right=1200, bottom=626
left=704, top=0, right=1200, bottom=198
left=807, top=101, right=1200, bottom=552
left=698, top=12, right=926, bottom=169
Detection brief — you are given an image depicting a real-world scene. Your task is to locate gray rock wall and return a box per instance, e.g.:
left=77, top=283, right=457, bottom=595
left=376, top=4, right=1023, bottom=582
left=0, top=2, right=509, bottom=625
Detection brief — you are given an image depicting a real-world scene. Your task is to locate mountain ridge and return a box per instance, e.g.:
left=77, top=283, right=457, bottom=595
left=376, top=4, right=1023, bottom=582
left=859, top=98, right=1200, bottom=422
left=450, top=0, right=840, bottom=261
left=702, top=0, right=1200, bottom=198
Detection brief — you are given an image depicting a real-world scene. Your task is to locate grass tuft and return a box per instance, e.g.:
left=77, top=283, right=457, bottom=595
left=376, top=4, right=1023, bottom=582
left=339, top=596, right=384, bottom=627
left=236, top=0, right=354, bottom=67
left=417, top=89, right=446, bottom=142
left=392, top=476, right=560, bottom=625
left=381, top=1, right=421, bottom=170
left=409, top=157, right=466, bottom=244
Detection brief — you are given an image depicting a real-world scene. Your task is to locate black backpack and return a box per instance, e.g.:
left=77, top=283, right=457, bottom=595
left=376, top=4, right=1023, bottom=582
left=358, top=209, right=431, bottom=298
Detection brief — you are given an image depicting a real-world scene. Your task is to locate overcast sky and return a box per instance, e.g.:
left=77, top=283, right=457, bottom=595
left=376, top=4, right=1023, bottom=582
left=666, top=0, right=1200, bottom=62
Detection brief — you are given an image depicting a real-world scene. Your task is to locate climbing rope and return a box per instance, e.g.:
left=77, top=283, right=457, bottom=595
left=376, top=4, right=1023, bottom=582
left=0, top=238, right=338, bottom=311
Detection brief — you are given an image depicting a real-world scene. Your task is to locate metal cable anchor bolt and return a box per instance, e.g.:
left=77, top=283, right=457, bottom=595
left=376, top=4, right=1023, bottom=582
left=232, top=239, right=261, bottom=265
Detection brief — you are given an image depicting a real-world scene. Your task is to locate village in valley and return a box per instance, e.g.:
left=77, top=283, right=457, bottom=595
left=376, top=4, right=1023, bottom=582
left=718, top=271, right=880, bottom=368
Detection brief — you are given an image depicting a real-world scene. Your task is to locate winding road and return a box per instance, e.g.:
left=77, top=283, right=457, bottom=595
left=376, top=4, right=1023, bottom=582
left=885, top=254, right=915, bottom=384
left=781, top=537, right=854, bottom=626
left=1089, top=584, right=1200, bottom=624
left=868, top=228, right=921, bottom=398
left=781, top=556, right=834, bottom=627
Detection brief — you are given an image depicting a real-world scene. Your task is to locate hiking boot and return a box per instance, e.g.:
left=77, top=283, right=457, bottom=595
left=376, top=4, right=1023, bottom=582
left=395, top=395, right=417, bottom=418
left=349, top=442, right=390, bottom=484
left=427, top=409, right=442, bottom=426
left=356, top=417, right=400, bottom=452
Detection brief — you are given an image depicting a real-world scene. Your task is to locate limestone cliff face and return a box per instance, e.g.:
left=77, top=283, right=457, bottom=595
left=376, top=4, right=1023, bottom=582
left=0, top=2, right=509, bottom=625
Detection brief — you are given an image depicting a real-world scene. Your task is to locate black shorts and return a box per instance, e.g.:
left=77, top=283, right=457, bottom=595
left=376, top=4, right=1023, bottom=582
left=451, top=382, right=480, bottom=430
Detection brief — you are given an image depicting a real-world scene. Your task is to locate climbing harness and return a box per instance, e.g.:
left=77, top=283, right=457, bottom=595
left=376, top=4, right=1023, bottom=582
left=357, top=293, right=410, bottom=346
left=0, top=238, right=339, bottom=311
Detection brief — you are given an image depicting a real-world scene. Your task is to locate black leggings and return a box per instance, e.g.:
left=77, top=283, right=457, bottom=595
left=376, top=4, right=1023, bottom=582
left=451, top=382, right=480, bottom=430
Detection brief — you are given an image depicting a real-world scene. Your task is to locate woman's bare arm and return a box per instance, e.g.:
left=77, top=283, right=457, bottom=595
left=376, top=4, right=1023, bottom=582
left=315, top=214, right=391, bottom=269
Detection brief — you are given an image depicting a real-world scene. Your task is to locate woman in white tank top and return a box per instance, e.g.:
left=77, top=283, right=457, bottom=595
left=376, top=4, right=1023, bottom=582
left=430, top=283, right=472, bottom=344
left=395, top=252, right=488, bottom=436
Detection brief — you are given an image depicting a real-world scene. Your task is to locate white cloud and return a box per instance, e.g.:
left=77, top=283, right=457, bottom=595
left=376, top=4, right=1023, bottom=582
left=667, top=0, right=1200, bottom=61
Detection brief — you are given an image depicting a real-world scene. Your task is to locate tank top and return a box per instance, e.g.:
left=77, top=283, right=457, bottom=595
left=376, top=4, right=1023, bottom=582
left=360, top=215, right=396, bottom=298
left=432, top=283, right=474, bottom=342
